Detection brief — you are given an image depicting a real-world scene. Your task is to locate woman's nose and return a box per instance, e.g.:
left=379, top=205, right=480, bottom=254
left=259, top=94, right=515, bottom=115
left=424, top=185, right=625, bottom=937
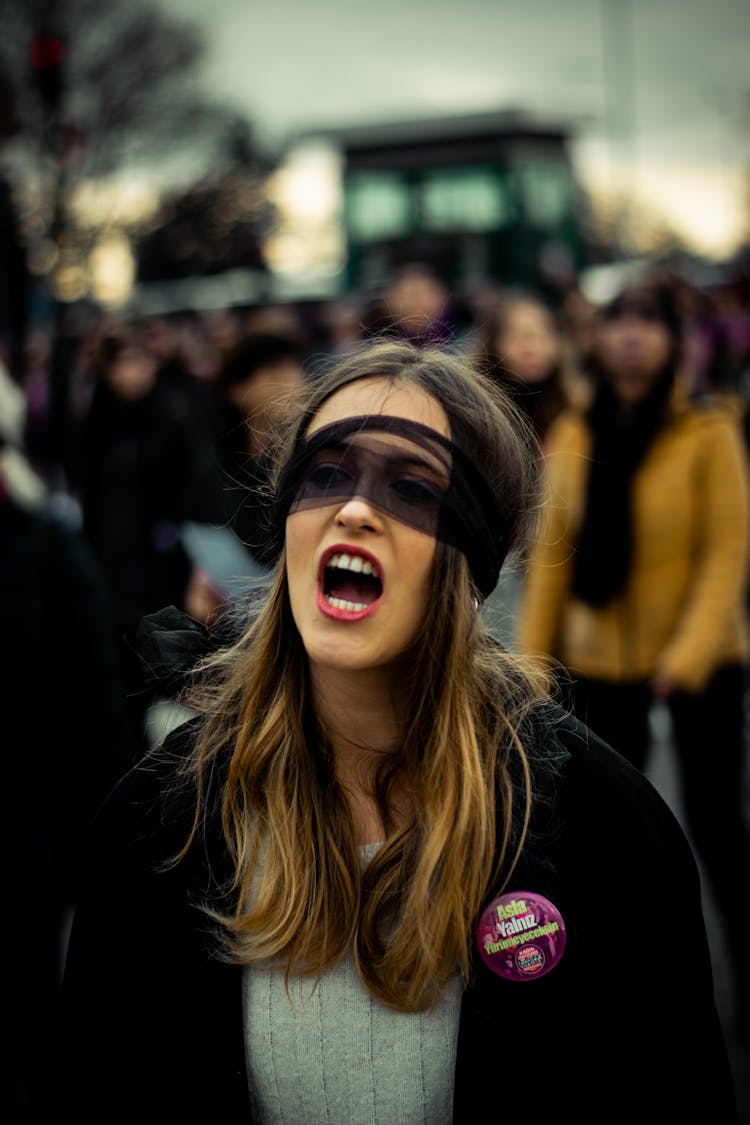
left=334, top=495, right=383, bottom=532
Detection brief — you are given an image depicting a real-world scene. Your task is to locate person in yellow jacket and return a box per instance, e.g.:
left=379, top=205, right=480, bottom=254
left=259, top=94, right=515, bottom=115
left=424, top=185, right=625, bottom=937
left=517, top=275, right=750, bottom=1042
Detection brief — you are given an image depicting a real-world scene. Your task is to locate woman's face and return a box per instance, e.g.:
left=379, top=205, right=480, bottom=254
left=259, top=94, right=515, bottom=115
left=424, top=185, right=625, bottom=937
left=495, top=301, right=560, bottom=384
left=105, top=346, right=158, bottom=401
left=228, top=358, right=305, bottom=420
left=285, top=376, right=449, bottom=677
left=595, top=310, right=673, bottom=407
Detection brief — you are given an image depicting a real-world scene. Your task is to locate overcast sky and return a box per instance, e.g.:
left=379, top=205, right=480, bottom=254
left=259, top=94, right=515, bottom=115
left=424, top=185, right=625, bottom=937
left=158, top=0, right=749, bottom=257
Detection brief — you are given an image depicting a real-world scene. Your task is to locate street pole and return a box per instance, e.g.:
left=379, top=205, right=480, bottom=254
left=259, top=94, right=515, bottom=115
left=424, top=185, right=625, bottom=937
left=601, top=0, right=635, bottom=257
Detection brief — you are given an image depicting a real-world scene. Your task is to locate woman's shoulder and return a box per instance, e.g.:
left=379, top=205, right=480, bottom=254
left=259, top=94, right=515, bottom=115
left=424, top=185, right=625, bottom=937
left=497, top=700, right=702, bottom=935
left=537, top=704, right=697, bottom=871
left=148, top=713, right=208, bottom=819
left=542, top=401, right=590, bottom=450
left=544, top=704, right=667, bottom=804
left=85, top=713, right=204, bottom=852
left=666, top=391, right=750, bottom=474
left=693, top=394, right=750, bottom=439
left=670, top=376, right=746, bottom=429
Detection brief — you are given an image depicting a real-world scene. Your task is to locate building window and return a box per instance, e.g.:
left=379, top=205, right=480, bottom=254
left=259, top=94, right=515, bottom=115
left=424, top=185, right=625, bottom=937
left=345, top=173, right=411, bottom=241
left=515, top=160, right=572, bottom=228
left=421, top=168, right=510, bottom=231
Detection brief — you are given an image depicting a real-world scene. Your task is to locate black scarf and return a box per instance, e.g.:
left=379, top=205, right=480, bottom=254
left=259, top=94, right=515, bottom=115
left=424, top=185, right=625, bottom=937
left=571, top=368, right=675, bottom=607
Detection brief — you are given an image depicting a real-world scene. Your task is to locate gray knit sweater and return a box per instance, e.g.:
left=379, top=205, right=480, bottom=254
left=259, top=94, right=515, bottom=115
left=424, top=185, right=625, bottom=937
left=242, top=844, right=462, bottom=1124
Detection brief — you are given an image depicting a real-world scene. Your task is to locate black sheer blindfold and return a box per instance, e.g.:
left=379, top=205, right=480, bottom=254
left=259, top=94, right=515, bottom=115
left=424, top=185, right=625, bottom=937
left=272, top=415, right=508, bottom=599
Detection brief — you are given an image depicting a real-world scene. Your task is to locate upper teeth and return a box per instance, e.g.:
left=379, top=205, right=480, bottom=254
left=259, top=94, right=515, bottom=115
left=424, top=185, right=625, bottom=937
left=327, top=553, right=377, bottom=575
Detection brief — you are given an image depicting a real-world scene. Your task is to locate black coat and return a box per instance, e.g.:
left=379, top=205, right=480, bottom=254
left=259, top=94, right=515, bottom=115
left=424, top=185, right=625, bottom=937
left=208, top=394, right=278, bottom=570
left=2, top=494, right=136, bottom=1120
left=76, top=381, right=205, bottom=637
left=2, top=497, right=134, bottom=880
left=60, top=682, right=738, bottom=1123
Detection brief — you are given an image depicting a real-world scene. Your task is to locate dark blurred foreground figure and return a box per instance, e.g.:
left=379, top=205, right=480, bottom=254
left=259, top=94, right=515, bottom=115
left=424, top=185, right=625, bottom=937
left=61, top=341, right=738, bottom=1122
left=517, top=276, right=750, bottom=1042
left=1, top=363, right=134, bottom=1122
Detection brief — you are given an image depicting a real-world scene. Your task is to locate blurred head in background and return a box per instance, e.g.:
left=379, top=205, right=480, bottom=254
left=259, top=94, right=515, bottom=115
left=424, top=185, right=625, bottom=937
left=214, top=331, right=306, bottom=458
left=473, top=288, right=580, bottom=447
left=590, top=278, right=683, bottom=409
left=97, top=331, right=159, bottom=402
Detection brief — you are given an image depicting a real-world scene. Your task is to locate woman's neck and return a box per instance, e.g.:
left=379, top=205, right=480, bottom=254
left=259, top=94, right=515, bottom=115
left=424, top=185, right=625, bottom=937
left=310, top=664, right=407, bottom=845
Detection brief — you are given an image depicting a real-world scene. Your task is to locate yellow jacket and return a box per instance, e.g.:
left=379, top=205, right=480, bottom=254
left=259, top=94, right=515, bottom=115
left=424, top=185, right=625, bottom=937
left=516, top=384, right=750, bottom=691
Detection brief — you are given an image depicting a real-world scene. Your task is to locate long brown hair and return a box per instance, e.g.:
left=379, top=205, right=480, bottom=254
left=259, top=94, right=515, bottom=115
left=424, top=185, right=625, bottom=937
left=174, top=339, right=552, bottom=1011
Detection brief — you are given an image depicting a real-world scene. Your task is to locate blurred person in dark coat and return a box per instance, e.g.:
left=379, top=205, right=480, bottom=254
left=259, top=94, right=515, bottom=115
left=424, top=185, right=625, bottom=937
left=1, top=360, right=134, bottom=1121
left=71, top=328, right=221, bottom=752
left=209, top=331, right=306, bottom=571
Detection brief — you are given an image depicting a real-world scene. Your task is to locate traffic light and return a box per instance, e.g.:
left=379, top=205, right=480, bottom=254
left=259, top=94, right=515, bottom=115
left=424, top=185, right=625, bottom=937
left=29, top=34, right=66, bottom=111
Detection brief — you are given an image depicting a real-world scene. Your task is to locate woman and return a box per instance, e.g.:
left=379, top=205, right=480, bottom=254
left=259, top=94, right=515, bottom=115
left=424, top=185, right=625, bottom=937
left=70, top=329, right=208, bottom=749
left=61, top=339, right=738, bottom=1122
left=472, top=287, right=583, bottom=450
left=472, top=288, right=584, bottom=645
left=209, top=330, right=306, bottom=570
left=517, top=277, right=750, bottom=1044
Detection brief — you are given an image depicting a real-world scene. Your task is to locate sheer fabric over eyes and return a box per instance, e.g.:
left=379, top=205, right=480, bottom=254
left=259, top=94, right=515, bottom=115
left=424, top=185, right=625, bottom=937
left=273, top=415, right=509, bottom=600
left=292, top=427, right=450, bottom=537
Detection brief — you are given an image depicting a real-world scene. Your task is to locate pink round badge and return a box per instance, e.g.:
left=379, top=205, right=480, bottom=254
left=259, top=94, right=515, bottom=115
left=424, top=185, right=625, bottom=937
left=476, top=890, right=566, bottom=981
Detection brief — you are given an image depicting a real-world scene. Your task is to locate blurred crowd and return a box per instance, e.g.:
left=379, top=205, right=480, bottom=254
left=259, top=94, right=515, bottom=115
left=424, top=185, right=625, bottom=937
left=2, top=256, right=750, bottom=1117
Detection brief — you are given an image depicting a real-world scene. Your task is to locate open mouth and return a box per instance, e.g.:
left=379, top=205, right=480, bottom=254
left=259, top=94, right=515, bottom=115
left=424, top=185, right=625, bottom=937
left=322, top=551, right=383, bottom=612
